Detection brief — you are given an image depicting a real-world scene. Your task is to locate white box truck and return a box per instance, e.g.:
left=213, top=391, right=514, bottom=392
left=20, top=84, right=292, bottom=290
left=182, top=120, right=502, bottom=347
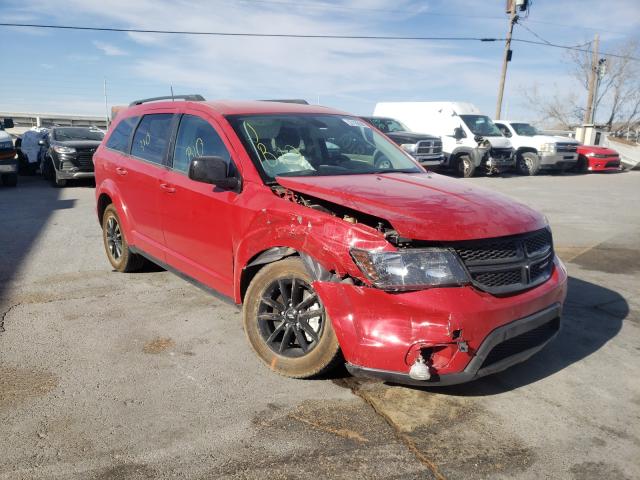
left=373, top=102, right=515, bottom=177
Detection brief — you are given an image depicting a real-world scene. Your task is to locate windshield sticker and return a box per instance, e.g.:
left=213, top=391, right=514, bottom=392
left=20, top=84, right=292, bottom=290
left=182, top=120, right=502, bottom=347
left=342, top=118, right=369, bottom=128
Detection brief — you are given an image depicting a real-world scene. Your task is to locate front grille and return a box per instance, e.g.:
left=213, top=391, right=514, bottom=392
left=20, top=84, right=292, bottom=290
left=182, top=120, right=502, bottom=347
left=556, top=143, right=577, bottom=153
left=416, top=139, right=443, bottom=155
left=480, top=317, right=560, bottom=369
left=490, top=147, right=513, bottom=160
left=75, top=149, right=96, bottom=171
left=451, top=228, right=554, bottom=295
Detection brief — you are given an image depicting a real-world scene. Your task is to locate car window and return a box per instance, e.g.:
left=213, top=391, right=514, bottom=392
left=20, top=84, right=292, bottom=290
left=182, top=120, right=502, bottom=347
left=227, top=114, right=421, bottom=182
left=106, top=116, right=140, bottom=153
left=172, top=114, right=232, bottom=174
left=53, top=127, right=104, bottom=142
left=496, top=124, right=511, bottom=137
left=131, top=114, right=174, bottom=164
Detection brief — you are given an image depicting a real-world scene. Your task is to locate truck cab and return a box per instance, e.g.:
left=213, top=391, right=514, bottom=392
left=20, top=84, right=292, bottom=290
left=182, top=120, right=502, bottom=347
left=494, top=121, right=579, bottom=175
left=0, top=118, right=18, bottom=187
left=373, top=102, right=515, bottom=177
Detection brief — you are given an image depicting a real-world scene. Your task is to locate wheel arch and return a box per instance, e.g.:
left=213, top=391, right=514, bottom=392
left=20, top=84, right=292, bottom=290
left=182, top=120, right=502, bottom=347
left=517, top=147, right=538, bottom=156
left=95, top=179, right=132, bottom=239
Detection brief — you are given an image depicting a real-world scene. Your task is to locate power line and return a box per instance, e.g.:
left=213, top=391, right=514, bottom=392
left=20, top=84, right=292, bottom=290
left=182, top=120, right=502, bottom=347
left=1, top=22, right=638, bottom=61
left=0, top=23, right=496, bottom=42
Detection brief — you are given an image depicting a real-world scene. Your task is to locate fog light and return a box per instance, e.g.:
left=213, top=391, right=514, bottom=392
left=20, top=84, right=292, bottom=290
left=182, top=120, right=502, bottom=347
left=409, top=356, right=431, bottom=381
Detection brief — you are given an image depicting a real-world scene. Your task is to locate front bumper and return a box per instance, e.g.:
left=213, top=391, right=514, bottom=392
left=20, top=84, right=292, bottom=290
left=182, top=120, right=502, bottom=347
left=56, top=170, right=95, bottom=180
left=540, top=152, right=578, bottom=168
left=0, top=154, right=18, bottom=173
left=414, top=154, right=445, bottom=167
left=315, top=256, right=567, bottom=385
left=587, top=157, right=621, bottom=172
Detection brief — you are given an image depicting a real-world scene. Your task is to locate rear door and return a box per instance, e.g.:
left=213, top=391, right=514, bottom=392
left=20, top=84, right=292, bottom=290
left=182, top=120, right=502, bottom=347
left=159, top=111, right=240, bottom=297
left=122, top=111, right=176, bottom=261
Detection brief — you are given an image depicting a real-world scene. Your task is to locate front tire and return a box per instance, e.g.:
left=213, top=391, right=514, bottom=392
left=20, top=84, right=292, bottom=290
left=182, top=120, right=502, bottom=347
left=516, top=151, right=541, bottom=176
left=102, top=204, right=144, bottom=272
left=456, top=154, right=476, bottom=178
left=243, top=258, right=341, bottom=378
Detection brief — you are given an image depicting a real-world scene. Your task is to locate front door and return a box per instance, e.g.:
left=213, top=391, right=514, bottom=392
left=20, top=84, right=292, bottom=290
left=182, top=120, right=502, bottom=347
left=159, top=113, right=240, bottom=297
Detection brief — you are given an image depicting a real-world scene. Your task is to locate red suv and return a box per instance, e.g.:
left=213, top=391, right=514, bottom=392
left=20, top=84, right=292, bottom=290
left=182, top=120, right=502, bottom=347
left=94, top=96, right=567, bottom=385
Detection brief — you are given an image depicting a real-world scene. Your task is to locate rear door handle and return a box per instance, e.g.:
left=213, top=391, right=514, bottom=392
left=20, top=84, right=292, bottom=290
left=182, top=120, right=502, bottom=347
left=115, top=167, right=128, bottom=176
left=160, top=183, right=176, bottom=193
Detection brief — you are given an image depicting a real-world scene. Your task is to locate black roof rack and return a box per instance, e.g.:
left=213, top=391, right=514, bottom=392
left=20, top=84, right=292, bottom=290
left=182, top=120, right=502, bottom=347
left=129, top=94, right=205, bottom=106
left=260, top=99, right=309, bottom=105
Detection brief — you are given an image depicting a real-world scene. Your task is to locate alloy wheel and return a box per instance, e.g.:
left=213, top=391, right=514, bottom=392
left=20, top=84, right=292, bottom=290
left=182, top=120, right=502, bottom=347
left=106, top=216, right=123, bottom=261
left=257, top=277, right=325, bottom=358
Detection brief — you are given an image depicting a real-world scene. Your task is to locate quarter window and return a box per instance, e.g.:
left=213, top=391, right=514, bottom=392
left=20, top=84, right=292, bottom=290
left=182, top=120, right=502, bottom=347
left=131, top=114, right=174, bottom=165
left=172, top=114, right=231, bottom=174
left=106, top=116, right=139, bottom=153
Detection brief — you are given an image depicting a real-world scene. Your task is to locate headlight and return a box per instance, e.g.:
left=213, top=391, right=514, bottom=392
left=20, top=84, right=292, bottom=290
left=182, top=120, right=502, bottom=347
left=53, top=145, right=76, bottom=154
left=350, top=248, right=469, bottom=291
left=400, top=143, right=417, bottom=153
left=539, top=143, right=556, bottom=153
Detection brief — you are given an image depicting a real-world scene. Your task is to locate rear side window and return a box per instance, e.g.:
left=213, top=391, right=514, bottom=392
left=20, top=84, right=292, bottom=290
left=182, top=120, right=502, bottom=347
left=131, top=114, right=174, bottom=165
left=172, top=114, right=231, bottom=174
left=106, top=116, right=139, bottom=153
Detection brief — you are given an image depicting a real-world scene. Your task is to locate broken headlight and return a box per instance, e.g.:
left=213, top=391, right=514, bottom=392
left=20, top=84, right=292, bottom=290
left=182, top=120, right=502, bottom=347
left=350, top=248, right=469, bottom=291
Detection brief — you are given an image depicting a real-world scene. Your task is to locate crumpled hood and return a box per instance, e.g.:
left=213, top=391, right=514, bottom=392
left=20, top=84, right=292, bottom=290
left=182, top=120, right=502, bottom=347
left=276, top=172, right=546, bottom=241
left=484, top=136, right=512, bottom=149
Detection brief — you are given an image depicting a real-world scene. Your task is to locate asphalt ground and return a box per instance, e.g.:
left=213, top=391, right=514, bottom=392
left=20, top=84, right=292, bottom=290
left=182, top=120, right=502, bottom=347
left=1, top=169, right=639, bottom=480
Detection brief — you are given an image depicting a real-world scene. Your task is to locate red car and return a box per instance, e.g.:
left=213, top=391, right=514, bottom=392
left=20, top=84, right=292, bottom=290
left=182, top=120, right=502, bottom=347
left=575, top=145, right=621, bottom=172
left=94, top=96, right=567, bottom=386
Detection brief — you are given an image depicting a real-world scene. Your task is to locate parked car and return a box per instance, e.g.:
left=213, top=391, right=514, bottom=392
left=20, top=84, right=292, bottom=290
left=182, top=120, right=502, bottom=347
left=19, top=127, right=49, bottom=174
left=94, top=96, right=567, bottom=386
left=359, top=116, right=444, bottom=168
left=0, top=118, right=17, bottom=187
left=573, top=145, right=621, bottom=172
left=373, top=102, right=515, bottom=177
left=41, top=126, right=104, bottom=187
left=494, top=121, right=579, bottom=175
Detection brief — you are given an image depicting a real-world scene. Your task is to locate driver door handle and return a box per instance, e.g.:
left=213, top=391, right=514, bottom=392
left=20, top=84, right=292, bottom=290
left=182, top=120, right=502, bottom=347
left=160, top=183, right=176, bottom=193
left=115, top=167, right=128, bottom=176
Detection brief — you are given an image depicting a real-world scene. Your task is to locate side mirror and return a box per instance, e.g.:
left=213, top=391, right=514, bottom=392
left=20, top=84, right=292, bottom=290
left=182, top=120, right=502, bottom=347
left=453, top=127, right=465, bottom=140
left=188, top=156, right=240, bottom=191
left=2, top=118, right=14, bottom=129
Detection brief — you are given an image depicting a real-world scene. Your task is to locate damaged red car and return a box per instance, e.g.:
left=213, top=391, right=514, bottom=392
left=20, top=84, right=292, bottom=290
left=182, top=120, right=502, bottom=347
left=94, top=96, right=567, bottom=386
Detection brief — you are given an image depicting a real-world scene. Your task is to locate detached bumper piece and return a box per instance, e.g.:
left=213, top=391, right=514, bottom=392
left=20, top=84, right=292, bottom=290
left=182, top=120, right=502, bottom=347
left=346, top=303, right=561, bottom=386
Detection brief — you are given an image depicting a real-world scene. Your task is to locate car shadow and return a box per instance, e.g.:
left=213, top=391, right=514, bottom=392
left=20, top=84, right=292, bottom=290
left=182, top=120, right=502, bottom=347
left=412, top=276, right=628, bottom=396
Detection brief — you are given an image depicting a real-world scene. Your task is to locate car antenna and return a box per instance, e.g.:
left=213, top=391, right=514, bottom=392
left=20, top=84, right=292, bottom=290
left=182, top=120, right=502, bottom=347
left=170, top=85, right=175, bottom=102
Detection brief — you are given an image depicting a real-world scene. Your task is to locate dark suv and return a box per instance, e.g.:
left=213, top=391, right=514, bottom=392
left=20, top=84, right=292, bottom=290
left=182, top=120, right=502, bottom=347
left=94, top=95, right=566, bottom=386
left=41, top=126, right=104, bottom=187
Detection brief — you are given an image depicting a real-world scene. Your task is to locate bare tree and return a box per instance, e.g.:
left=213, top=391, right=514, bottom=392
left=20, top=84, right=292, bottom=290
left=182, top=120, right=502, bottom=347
left=524, top=39, right=640, bottom=129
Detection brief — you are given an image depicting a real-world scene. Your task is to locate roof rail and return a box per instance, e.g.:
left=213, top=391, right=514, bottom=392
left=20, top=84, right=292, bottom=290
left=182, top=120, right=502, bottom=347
left=129, top=94, right=205, bottom=106
left=260, top=99, right=309, bottom=105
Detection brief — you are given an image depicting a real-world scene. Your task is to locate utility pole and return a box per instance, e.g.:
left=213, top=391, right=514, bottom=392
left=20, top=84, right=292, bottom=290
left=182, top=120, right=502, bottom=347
left=583, top=33, right=600, bottom=125
left=495, top=0, right=517, bottom=120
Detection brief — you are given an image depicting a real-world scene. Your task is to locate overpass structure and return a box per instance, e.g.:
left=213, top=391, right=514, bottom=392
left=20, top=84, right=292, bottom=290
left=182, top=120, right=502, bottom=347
left=0, top=111, right=108, bottom=136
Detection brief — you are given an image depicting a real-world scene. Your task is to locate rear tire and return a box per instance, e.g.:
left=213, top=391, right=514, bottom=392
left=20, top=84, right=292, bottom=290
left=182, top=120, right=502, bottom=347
left=456, top=154, right=475, bottom=178
left=243, top=258, right=341, bottom=379
left=102, top=204, right=144, bottom=273
left=516, top=151, right=541, bottom=176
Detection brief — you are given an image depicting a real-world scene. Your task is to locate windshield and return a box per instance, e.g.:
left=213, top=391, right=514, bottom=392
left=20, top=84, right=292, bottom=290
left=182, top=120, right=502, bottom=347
left=52, top=127, right=104, bottom=142
left=227, top=114, right=421, bottom=181
left=511, top=123, right=539, bottom=136
left=367, top=117, right=409, bottom=133
left=460, top=115, right=502, bottom=137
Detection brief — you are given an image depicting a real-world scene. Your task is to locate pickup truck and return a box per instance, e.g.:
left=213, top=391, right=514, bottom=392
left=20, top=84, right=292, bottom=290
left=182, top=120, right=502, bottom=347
left=360, top=116, right=444, bottom=167
left=0, top=118, right=17, bottom=187
left=494, top=121, right=579, bottom=175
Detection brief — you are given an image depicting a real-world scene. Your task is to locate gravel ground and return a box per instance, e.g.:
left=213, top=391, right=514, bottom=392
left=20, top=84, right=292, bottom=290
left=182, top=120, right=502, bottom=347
left=1, top=170, right=638, bottom=479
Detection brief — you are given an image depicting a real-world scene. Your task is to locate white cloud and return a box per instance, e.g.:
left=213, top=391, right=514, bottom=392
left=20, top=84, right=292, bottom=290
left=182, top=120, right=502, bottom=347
left=93, top=40, right=128, bottom=56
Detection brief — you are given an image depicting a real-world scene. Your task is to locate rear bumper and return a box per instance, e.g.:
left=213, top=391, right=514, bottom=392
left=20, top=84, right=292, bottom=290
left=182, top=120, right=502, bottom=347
left=315, top=256, right=567, bottom=384
left=347, top=303, right=561, bottom=386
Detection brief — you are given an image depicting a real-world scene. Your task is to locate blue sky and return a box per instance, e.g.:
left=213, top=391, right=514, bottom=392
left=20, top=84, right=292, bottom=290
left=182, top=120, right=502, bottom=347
left=1, top=0, right=638, bottom=123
